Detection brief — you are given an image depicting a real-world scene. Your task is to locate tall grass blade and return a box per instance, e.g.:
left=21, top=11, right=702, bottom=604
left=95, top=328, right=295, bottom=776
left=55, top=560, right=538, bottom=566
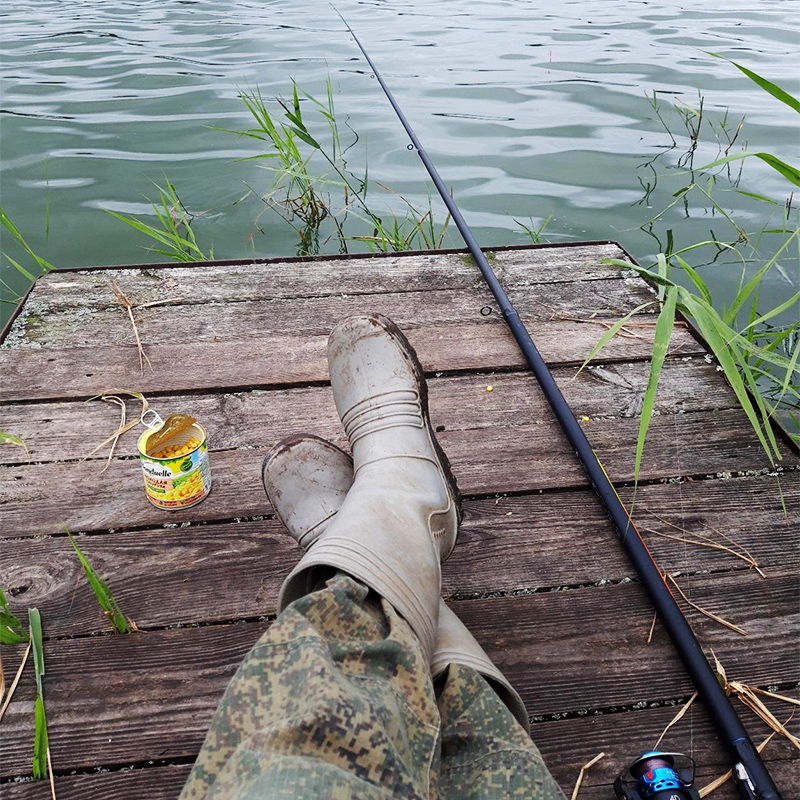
left=634, top=285, right=677, bottom=487
left=706, top=53, right=800, bottom=114
left=780, top=338, right=800, bottom=401
left=602, top=258, right=676, bottom=289
left=0, top=588, right=29, bottom=645
left=1, top=207, right=55, bottom=275
left=28, top=608, right=51, bottom=781
left=693, top=152, right=800, bottom=187
left=737, top=292, right=800, bottom=338
left=33, top=695, right=49, bottom=780
left=681, top=292, right=777, bottom=462
left=0, top=431, right=30, bottom=460
left=736, top=189, right=779, bottom=205
left=42, top=162, right=51, bottom=246
left=4, top=255, right=37, bottom=281
left=738, top=356, right=782, bottom=457
left=576, top=301, right=656, bottom=375
left=29, top=608, right=44, bottom=695
left=655, top=253, right=668, bottom=301
left=674, top=255, right=712, bottom=305
left=67, top=533, right=133, bottom=634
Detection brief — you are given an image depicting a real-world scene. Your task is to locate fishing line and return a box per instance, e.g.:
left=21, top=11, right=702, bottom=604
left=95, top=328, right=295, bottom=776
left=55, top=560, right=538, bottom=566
left=330, top=7, right=781, bottom=799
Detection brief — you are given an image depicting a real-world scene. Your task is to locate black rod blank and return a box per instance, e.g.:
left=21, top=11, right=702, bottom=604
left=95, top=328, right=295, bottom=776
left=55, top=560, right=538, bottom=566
left=333, top=9, right=781, bottom=800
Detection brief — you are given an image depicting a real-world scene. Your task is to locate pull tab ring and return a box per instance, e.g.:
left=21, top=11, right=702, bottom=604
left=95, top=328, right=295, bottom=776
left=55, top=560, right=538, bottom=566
left=141, top=409, right=164, bottom=430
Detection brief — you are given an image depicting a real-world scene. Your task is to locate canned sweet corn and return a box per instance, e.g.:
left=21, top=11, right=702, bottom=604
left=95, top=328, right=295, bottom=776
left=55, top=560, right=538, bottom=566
left=137, top=412, right=211, bottom=510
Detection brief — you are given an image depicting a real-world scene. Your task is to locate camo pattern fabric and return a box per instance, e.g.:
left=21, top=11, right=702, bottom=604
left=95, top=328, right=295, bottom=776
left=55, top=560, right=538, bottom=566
left=180, top=572, right=565, bottom=800
left=437, top=662, right=565, bottom=800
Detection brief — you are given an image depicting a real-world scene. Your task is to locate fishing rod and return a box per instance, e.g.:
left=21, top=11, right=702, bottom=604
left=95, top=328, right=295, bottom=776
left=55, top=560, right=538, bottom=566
left=332, top=9, right=781, bottom=800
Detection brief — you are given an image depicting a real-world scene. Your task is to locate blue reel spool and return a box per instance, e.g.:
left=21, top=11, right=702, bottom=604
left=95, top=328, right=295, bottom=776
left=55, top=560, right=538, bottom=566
left=614, top=751, right=700, bottom=799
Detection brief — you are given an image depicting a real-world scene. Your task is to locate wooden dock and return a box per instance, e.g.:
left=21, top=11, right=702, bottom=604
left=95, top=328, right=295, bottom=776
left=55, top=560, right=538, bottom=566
left=1, top=243, right=797, bottom=799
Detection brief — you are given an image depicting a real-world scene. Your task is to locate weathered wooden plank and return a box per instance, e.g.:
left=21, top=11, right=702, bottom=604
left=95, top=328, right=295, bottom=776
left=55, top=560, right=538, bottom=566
left=0, top=318, right=703, bottom=402
left=1, top=406, right=791, bottom=538
left=0, top=359, right=736, bottom=466
left=2, top=765, right=193, bottom=800
left=481, top=571, right=798, bottom=715
left=2, top=475, right=794, bottom=637
left=448, top=474, right=797, bottom=597
left=535, top=698, right=798, bottom=800
left=1, top=569, right=795, bottom=777
left=9, top=278, right=658, bottom=350
left=3, top=704, right=796, bottom=800
left=11, top=244, right=629, bottom=317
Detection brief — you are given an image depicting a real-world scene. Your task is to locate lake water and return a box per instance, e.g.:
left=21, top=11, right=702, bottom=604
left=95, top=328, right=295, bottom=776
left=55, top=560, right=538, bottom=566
left=2, top=0, right=798, bottom=327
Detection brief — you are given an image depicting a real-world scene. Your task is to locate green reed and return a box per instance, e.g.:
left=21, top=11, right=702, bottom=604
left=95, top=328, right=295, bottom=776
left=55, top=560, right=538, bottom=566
left=106, top=178, right=213, bottom=263
left=581, top=59, right=800, bottom=492
left=0, top=208, right=54, bottom=306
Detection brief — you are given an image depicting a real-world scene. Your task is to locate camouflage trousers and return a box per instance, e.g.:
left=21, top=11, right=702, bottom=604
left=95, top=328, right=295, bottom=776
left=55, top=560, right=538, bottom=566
left=181, top=573, right=565, bottom=800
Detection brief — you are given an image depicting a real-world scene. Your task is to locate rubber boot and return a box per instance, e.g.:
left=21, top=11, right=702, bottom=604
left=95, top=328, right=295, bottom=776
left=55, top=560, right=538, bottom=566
left=265, top=432, right=529, bottom=731
left=277, top=315, right=460, bottom=663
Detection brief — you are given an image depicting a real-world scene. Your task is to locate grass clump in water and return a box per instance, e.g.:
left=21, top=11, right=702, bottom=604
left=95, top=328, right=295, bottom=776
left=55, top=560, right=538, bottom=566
left=221, top=79, right=452, bottom=256
left=106, top=178, right=213, bottom=263
left=582, top=59, right=800, bottom=486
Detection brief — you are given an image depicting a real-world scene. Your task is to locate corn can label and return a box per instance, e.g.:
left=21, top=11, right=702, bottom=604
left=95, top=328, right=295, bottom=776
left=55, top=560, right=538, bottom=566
left=138, top=424, right=211, bottom=510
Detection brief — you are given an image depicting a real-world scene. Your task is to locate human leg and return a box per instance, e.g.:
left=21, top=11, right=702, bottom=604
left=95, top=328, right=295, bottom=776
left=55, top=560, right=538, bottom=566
left=183, top=314, right=459, bottom=799
left=263, top=433, right=529, bottom=732
left=437, top=662, right=566, bottom=800
left=263, top=429, right=566, bottom=799
left=180, top=571, right=440, bottom=800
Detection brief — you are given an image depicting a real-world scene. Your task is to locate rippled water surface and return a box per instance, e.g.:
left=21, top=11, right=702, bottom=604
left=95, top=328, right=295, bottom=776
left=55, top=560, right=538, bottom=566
left=1, top=0, right=798, bottom=323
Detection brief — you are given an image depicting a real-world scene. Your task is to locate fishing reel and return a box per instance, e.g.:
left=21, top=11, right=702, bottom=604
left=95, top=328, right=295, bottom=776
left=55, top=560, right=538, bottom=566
left=614, top=752, right=700, bottom=799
